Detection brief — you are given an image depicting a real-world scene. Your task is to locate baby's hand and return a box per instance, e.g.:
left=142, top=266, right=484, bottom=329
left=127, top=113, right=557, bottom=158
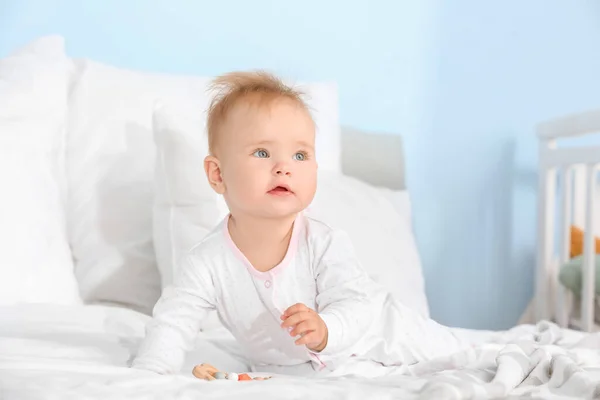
left=280, top=303, right=328, bottom=352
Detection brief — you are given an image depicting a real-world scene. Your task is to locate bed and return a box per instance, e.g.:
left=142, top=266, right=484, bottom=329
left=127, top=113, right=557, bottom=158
left=2, top=303, right=599, bottom=400
left=1, top=36, right=600, bottom=400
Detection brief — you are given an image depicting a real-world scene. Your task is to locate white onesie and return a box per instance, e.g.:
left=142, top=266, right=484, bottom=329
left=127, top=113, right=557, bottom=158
left=132, top=213, right=468, bottom=377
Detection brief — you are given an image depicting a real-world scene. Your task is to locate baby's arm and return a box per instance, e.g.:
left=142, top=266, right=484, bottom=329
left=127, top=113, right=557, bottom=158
left=311, top=229, right=380, bottom=359
left=131, top=254, right=216, bottom=375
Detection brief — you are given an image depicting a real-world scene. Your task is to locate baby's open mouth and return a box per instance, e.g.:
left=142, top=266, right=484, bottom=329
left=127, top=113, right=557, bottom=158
left=268, top=185, right=293, bottom=195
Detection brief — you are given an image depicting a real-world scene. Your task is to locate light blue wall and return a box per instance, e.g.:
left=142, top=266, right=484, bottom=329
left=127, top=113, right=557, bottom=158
left=0, top=0, right=431, bottom=135
left=412, top=0, right=600, bottom=329
left=2, top=0, right=600, bottom=329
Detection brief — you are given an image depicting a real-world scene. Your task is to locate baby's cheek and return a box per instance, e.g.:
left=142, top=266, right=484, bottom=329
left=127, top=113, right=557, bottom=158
left=301, top=178, right=317, bottom=202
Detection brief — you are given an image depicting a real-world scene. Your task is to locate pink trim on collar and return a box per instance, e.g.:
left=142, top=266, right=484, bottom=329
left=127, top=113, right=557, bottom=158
left=223, top=214, right=303, bottom=280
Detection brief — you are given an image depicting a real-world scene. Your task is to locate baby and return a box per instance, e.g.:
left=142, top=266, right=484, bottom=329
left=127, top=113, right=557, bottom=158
left=132, top=71, right=467, bottom=379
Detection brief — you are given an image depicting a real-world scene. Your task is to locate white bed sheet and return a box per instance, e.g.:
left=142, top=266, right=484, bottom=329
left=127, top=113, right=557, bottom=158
left=0, top=304, right=599, bottom=400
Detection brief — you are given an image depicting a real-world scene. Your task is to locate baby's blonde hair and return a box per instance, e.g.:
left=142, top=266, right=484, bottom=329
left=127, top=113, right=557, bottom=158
left=206, top=70, right=311, bottom=155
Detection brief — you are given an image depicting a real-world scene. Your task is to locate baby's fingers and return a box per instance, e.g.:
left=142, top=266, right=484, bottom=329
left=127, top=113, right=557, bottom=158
left=290, top=320, right=316, bottom=337
left=295, top=331, right=318, bottom=346
left=283, top=303, right=309, bottom=318
left=281, top=311, right=311, bottom=329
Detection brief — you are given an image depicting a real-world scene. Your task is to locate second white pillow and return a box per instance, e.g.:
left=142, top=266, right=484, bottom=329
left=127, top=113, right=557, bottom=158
left=0, top=36, right=81, bottom=306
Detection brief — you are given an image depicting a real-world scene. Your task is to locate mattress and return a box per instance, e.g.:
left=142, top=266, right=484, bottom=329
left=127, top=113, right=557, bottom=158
left=1, top=304, right=599, bottom=400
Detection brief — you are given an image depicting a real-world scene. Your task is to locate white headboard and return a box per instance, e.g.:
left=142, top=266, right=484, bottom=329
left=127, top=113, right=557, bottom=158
left=340, top=126, right=405, bottom=190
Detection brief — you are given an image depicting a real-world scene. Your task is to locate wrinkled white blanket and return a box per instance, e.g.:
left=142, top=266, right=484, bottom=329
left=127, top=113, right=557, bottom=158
left=0, top=304, right=598, bottom=400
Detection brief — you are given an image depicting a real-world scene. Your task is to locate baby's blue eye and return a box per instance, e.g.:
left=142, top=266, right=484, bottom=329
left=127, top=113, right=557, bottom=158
left=293, top=152, right=306, bottom=161
left=253, top=149, right=269, bottom=158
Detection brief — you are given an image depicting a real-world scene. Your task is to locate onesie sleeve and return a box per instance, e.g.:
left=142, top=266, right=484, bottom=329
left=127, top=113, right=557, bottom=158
left=131, top=253, right=216, bottom=375
left=312, top=229, right=379, bottom=359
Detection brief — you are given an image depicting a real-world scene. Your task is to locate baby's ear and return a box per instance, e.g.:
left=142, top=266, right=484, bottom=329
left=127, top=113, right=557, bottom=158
left=204, top=155, right=225, bottom=194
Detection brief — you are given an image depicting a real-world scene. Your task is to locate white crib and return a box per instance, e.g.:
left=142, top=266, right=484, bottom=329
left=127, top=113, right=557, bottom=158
left=536, top=108, right=600, bottom=332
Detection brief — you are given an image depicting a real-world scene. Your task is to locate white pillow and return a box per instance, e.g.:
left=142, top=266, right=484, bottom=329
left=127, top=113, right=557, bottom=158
left=306, top=173, right=430, bottom=318
left=65, top=60, right=211, bottom=314
left=152, top=104, right=430, bottom=329
left=298, top=81, right=341, bottom=172
left=66, top=60, right=341, bottom=315
left=0, top=36, right=81, bottom=305
left=153, top=101, right=228, bottom=289
left=376, top=187, right=414, bottom=229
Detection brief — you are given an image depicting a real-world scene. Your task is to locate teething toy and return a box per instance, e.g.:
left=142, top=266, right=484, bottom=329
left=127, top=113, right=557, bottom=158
left=238, top=373, right=252, bottom=381
left=192, top=364, right=271, bottom=382
left=227, top=372, right=239, bottom=381
left=213, top=372, right=227, bottom=380
left=192, top=363, right=219, bottom=380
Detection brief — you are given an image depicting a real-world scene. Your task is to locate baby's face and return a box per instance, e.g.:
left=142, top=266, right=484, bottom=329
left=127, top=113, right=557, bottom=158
left=217, top=98, right=317, bottom=220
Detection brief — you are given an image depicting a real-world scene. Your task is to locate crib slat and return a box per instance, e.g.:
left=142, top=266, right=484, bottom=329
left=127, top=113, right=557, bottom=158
left=581, top=164, right=597, bottom=332
left=556, top=167, right=572, bottom=328
left=536, top=139, right=557, bottom=322
left=573, top=166, right=586, bottom=228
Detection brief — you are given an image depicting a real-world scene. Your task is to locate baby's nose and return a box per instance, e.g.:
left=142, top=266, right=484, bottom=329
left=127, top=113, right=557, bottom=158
left=274, top=162, right=291, bottom=176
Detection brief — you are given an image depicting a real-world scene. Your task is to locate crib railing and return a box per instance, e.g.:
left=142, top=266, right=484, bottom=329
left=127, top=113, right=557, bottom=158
left=536, top=109, right=600, bottom=332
